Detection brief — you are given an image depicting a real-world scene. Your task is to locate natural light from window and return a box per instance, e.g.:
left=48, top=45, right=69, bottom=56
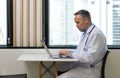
left=0, top=0, right=7, bottom=45
left=49, top=0, right=120, bottom=46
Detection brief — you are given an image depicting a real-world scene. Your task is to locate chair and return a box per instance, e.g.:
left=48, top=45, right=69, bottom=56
left=101, top=50, right=110, bottom=78
left=0, top=74, right=27, bottom=78
left=105, top=51, right=120, bottom=78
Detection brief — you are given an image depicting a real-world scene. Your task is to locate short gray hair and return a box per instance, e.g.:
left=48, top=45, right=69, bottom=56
left=74, top=10, right=91, bottom=21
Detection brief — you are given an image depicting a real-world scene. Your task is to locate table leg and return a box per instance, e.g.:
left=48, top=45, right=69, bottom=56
left=38, top=62, right=58, bottom=78
left=38, top=62, right=43, bottom=78
left=53, top=62, right=58, bottom=77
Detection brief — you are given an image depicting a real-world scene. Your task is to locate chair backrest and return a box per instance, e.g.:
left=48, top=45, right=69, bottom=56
left=0, top=74, right=27, bottom=78
left=105, top=51, right=120, bottom=78
left=101, top=50, right=110, bottom=78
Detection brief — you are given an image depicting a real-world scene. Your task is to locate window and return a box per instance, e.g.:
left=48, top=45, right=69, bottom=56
left=0, top=0, right=7, bottom=45
left=43, top=0, right=120, bottom=48
left=0, top=0, right=12, bottom=47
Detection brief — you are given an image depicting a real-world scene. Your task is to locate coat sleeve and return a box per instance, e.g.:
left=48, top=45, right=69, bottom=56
left=72, top=32, right=106, bottom=64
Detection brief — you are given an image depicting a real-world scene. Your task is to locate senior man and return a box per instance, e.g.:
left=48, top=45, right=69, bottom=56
left=57, top=10, right=108, bottom=78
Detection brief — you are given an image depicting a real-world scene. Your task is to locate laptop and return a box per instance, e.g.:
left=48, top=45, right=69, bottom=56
left=41, top=40, right=73, bottom=59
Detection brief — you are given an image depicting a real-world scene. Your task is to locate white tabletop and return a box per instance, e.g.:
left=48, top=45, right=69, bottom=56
left=17, top=54, right=79, bottom=62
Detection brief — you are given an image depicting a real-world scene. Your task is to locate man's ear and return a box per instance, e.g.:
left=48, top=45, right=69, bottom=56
left=84, top=17, right=89, bottom=23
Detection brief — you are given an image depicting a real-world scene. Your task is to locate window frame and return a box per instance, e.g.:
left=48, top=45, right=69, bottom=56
left=7, top=0, right=13, bottom=47
left=43, top=0, right=120, bottom=49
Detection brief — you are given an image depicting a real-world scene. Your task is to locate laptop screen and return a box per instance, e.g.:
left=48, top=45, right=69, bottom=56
left=41, top=40, right=53, bottom=57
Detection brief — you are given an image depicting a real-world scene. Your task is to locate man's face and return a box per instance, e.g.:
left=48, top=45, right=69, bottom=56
left=74, top=14, right=89, bottom=32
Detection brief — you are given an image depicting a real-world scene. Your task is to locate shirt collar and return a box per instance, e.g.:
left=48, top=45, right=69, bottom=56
left=84, top=24, right=95, bottom=34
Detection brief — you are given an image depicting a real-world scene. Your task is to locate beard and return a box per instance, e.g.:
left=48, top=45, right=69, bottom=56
left=78, top=28, right=86, bottom=32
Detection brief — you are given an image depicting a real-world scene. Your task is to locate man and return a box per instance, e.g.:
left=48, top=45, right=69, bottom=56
left=58, top=10, right=108, bottom=78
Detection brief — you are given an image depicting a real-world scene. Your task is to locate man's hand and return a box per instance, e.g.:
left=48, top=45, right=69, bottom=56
left=59, top=50, right=71, bottom=57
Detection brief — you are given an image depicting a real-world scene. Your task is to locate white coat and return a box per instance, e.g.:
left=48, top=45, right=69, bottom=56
left=57, top=24, right=108, bottom=78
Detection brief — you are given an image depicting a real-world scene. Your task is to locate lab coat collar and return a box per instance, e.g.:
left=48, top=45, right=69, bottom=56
left=85, top=24, right=95, bottom=34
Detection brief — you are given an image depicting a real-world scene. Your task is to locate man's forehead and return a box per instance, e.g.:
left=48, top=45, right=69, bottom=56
left=74, top=15, right=82, bottom=20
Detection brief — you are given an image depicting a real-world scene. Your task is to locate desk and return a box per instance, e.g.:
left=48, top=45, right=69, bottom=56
left=17, top=54, right=79, bottom=78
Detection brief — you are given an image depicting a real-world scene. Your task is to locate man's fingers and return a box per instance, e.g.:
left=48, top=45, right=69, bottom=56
left=59, top=50, right=65, bottom=55
left=59, top=52, right=64, bottom=55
